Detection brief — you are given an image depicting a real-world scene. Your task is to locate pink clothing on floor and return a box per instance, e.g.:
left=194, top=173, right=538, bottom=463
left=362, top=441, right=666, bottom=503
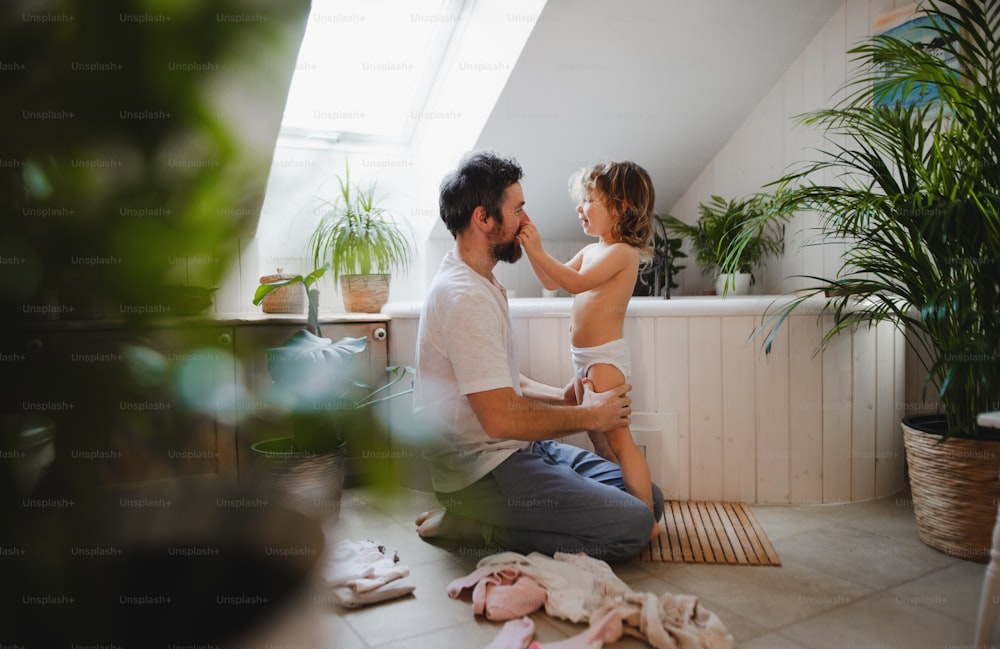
left=447, top=565, right=547, bottom=620
left=451, top=551, right=735, bottom=649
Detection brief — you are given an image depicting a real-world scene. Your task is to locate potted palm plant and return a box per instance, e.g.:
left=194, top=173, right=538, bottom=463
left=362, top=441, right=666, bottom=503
left=251, top=268, right=413, bottom=517
left=308, top=163, right=413, bottom=313
left=728, top=0, right=1000, bottom=559
left=664, top=193, right=788, bottom=295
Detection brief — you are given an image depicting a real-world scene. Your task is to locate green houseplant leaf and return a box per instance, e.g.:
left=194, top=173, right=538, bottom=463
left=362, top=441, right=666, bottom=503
left=751, top=0, right=1000, bottom=438
left=252, top=265, right=414, bottom=454
left=266, top=331, right=368, bottom=406
left=664, top=192, right=789, bottom=286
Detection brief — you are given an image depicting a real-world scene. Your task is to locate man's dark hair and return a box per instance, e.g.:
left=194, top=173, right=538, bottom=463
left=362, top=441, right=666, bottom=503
left=438, top=150, right=523, bottom=236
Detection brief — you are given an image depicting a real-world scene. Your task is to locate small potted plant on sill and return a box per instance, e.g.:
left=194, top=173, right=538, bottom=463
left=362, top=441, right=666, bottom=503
left=633, top=215, right=686, bottom=298
left=664, top=193, right=789, bottom=296
left=251, top=267, right=413, bottom=517
left=308, top=163, right=413, bottom=314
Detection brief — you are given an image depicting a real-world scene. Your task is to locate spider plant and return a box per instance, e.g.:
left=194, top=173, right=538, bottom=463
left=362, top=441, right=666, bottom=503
left=308, top=163, right=413, bottom=283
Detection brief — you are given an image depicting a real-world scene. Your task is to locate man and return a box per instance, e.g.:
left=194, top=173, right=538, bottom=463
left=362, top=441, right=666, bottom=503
left=413, top=150, right=664, bottom=561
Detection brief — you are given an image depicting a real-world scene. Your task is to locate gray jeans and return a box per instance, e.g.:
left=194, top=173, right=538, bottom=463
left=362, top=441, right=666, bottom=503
left=436, top=440, right=664, bottom=562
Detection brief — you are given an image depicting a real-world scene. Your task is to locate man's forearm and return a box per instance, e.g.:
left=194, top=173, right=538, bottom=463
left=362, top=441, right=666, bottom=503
left=469, top=385, right=629, bottom=442
left=519, top=374, right=568, bottom=404
left=473, top=391, right=594, bottom=442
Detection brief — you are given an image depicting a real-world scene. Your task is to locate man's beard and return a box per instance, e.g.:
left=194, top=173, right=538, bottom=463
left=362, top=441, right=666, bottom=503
left=491, top=239, right=522, bottom=264
left=488, top=220, right=522, bottom=264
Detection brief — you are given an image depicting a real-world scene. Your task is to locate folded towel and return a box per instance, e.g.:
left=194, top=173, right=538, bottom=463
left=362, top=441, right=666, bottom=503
left=331, top=577, right=416, bottom=608
left=325, top=539, right=415, bottom=608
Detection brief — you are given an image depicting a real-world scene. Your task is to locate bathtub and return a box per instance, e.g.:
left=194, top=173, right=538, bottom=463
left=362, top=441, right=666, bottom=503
left=384, top=295, right=908, bottom=504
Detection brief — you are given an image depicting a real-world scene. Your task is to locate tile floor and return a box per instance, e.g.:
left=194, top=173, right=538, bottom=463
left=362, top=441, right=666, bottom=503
left=322, top=486, right=999, bottom=649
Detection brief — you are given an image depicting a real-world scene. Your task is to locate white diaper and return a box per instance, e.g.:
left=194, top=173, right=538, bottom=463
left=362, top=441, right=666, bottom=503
left=570, top=338, right=631, bottom=380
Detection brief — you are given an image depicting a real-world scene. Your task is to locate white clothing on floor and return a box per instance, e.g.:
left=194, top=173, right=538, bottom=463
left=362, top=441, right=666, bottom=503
left=449, top=551, right=735, bottom=649
left=324, top=539, right=415, bottom=608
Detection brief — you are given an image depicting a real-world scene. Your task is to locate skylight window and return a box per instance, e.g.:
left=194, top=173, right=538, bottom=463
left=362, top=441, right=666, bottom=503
left=281, top=0, right=466, bottom=144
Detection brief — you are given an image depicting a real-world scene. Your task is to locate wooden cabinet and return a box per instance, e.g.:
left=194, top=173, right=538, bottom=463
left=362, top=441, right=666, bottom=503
left=3, top=316, right=389, bottom=489
left=5, top=323, right=236, bottom=486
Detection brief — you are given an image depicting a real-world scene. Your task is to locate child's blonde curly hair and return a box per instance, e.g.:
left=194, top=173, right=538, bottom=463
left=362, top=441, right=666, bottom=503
left=569, top=161, right=655, bottom=253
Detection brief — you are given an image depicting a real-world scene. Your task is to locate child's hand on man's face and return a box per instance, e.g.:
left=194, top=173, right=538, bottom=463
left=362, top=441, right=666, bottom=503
left=517, top=222, right=541, bottom=252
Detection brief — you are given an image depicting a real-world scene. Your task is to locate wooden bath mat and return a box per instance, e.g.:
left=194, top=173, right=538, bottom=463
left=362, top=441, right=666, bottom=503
left=639, top=501, right=781, bottom=566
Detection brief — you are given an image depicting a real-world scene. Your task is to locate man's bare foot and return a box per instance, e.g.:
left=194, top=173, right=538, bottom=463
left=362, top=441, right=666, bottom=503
left=415, top=508, right=483, bottom=542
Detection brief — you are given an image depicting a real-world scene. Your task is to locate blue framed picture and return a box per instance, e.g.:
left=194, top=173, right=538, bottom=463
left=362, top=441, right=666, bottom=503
left=872, top=2, right=960, bottom=108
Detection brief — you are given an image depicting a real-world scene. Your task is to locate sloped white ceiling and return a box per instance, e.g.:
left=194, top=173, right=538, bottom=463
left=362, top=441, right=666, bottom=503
left=475, top=0, right=844, bottom=238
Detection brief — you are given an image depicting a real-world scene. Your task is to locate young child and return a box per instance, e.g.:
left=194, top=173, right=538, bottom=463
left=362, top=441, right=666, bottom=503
left=517, top=161, right=657, bottom=524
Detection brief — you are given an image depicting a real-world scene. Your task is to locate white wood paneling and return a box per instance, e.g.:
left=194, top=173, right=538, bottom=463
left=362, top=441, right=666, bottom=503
left=821, top=315, right=853, bottom=502
left=524, top=318, right=564, bottom=387
left=689, top=317, right=724, bottom=501
left=876, top=320, right=903, bottom=496
left=655, top=317, right=691, bottom=500
left=789, top=315, right=825, bottom=503
left=722, top=316, right=758, bottom=502
left=851, top=322, right=879, bottom=500
left=385, top=297, right=907, bottom=504
left=756, top=322, right=791, bottom=504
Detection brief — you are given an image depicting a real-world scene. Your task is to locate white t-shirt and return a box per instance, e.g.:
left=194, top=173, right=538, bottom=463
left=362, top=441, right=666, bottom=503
left=414, top=249, right=529, bottom=492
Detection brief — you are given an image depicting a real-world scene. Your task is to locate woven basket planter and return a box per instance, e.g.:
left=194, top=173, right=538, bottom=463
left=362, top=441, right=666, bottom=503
left=250, top=437, right=346, bottom=519
left=340, top=274, right=390, bottom=313
left=902, top=414, right=1000, bottom=562
left=259, top=270, right=306, bottom=314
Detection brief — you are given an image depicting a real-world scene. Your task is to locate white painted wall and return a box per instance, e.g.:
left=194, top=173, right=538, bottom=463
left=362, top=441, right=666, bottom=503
left=668, top=0, right=911, bottom=296
left=459, top=0, right=916, bottom=299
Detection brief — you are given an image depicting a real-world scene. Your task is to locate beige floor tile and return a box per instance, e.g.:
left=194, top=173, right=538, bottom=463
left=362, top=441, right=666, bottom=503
left=368, top=618, right=507, bottom=649
left=740, top=632, right=812, bottom=649
left=324, top=486, right=1000, bottom=649
left=779, top=591, right=973, bottom=649
left=317, top=612, right=367, bottom=649
left=773, top=523, right=956, bottom=590
left=659, top=560, right=872, bottom=630
left=889, top=560, right=992, bottom=627
left=749, top=504, right=840, bottom=541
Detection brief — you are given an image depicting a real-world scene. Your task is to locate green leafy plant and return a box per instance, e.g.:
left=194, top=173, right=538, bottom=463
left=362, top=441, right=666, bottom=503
left=308, top=163, right=413, bottom=283
left=252, top=267, right=412, bottom=453
left=731, top=0, right=999, bottom=438
left=254, top=265, right=328, bottom=336
left=664, top=193, right=788, bottom=286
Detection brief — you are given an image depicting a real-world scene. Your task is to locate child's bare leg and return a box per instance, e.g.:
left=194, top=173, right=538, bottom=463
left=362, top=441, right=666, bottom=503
left=586, top=364, right=656, bottom=530
left=605, top=430, right=659, bottom=540
left=574, top=376, right=619, bottom=462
